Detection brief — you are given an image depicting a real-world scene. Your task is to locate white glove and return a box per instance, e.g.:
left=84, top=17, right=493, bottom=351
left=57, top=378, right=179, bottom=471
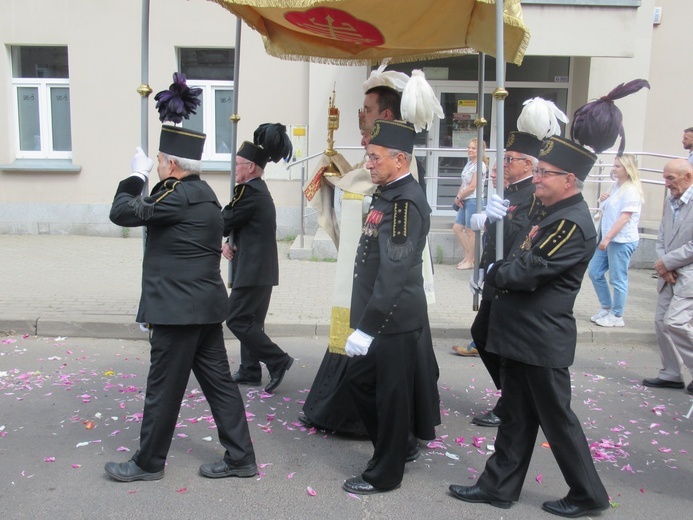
left=469, top=269, right=485, bottom=295
left=345, top=329, right=374, bottom=357
left=485, top=194, right=509, bottom=223
left=130, top=146, right=153, bottom=181
left=470, top=213, right=487, bottom=231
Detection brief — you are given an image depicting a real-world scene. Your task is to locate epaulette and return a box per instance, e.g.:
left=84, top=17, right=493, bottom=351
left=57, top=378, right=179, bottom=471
left=231, top=184, right=246, bottom=207
left=535, top=219, right=577, bottom=258
left=387, top=200, right=415, bottom=261
left=128, top=178, right=180, bottom=220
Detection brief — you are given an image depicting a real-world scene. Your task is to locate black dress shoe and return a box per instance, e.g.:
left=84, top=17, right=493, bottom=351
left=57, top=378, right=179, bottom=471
left=199, top=460, right=257, bottom=479
left=232, top=371, right=261, bottom=386
left=343, top=476, right=399, bottom=495
left=265, top=356, right=294, bottom=393
left=687, top=382, right=693, bottom=395
left=448, top=484, right=511, bottom=509
left=642, top=377, right=684, bottom=389
left=104, top=459, right=164, bottom=482
left=542, top=497, right=609, bottom=518
left=472, top=411, right=502, bottom=427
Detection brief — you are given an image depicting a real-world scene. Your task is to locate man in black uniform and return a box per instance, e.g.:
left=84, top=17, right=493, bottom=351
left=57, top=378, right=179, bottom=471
left=469, top=131, right=543, bottom=427
left=449, top=135, right=610, bottom=517
left=223, top=124, right=294, bottom=394
left=467, top=97, right=567, bottom=427
left=106, top=123, right=256, bottom=481
left=342, top=120, right=436, bottom=495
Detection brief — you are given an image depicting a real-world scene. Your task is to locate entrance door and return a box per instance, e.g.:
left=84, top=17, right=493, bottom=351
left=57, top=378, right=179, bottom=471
left=425, top=88, right=494, bottom=216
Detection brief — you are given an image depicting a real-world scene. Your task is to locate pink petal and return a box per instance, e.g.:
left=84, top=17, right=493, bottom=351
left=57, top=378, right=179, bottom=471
left=536, top=474, right=543, bottom=483
left=306, top=486, right=317, bottom=496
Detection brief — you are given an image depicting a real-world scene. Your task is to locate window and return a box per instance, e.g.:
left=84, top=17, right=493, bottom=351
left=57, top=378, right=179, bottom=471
left=11, top=46, right=72, bottom=158
left=179, top=48, right=235, bottom=161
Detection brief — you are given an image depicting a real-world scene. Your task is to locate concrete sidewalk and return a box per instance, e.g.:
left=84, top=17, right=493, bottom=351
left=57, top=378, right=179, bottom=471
left=0, top=235, right=658, bottom=344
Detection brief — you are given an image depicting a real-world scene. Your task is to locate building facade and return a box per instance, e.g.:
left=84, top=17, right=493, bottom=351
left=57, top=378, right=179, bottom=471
left=0, top=0, right=688, bottom=237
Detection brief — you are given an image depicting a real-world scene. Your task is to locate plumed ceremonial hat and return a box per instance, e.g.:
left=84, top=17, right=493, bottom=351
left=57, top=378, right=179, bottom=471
left=237, top=123, right=293, bottom=169
left=369, top=119, right=415, bottom=154
left=505, top=131, right=542, bottom=158
left=571, top=79, right=650, bottom=155
left=154, top=72, right=206, bottom=160
left=159, top=126, right=206, bottom=161
left=508, top=97, right=569, bottom=158
left=538, top=135, right=597, bottom=181
left=237, top=141, right=269, bottom=169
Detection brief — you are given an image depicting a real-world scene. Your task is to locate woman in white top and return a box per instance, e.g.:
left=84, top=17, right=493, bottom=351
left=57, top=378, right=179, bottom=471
left=588, top=154, right=644, bottom=327
left=453, top=139, right=487, bottom=270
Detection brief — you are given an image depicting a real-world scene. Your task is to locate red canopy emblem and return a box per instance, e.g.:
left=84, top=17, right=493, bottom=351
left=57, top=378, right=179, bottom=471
left=284, top=8, right=384, bottom=47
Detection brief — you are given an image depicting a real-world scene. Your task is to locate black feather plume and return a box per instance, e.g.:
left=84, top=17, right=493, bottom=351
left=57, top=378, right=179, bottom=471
left=154, top=72, right=202, bottom=124
left=254, top=123, right=293, bottom=163
left=570, top=79, right=650, bottom=155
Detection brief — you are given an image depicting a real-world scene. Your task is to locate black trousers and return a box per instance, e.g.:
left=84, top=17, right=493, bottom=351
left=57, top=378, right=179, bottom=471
left=226, top=285, right=289, bottom=379
left=346, top=330, right=419, bottom=490
left=477, top=359, right=609, bottom=507
left=134, top=323, right=255, bottom=473
left=470, top=297, right=503, bottom=416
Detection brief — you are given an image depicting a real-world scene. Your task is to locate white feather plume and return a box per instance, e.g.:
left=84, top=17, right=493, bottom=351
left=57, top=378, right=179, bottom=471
left=517, top=97, right=569, bottom=140
left=363, top=60, right=410, bottom=93
left=401, top=70, right=445, bottom=133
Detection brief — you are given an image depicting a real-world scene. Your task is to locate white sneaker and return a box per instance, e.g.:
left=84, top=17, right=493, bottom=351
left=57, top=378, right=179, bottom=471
left=595, top=313, right=625, bottom=327
left=590, top=309, right=611, bottom=322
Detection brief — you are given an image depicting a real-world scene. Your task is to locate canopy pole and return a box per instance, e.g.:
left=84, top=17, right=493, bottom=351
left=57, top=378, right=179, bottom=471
left=137, top=0, right=151, bottom=250
left=227, top=17, right=242, bottom=287
left=472, top=52, right=486, bottom=311
left=493, top=0, right=508, bottom=262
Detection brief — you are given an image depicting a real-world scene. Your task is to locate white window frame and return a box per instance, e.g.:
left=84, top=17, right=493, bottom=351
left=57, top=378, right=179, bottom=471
left=186, top=81, right=235, bottom=162
left=12, top=78, right=71, bottom=159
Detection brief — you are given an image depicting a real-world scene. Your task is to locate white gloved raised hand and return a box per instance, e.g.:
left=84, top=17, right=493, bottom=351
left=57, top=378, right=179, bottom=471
left=485, top=194, right=509, bottom=223
left=344, top=329, right=374, bottom=357
left=469, top=269, right=485, bottom=295
left=130, top=147, right=153, bottom=181
left=470, top=213, right=487, bottom=232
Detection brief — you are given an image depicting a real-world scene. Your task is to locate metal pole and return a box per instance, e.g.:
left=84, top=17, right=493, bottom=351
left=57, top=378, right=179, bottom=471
left=472, top=52, right=486, bottom=311
left=300, top=163, right=305, bottom=248
left=227, top=17, right=242, bottom=287
left=138, top=0, right=151, bottom=250
left=494, top=0, right=508, bottom=262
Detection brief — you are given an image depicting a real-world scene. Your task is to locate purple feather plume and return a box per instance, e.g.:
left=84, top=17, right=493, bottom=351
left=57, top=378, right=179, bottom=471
left=154, top=72, right=202, bottom=124
left=570, top=79, right=650, bottom=154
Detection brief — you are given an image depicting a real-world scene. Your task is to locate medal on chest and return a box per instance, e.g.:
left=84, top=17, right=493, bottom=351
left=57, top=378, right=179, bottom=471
left=363, top=208, right=384, bottom=237
left=520, top=225, right=540, bottom=251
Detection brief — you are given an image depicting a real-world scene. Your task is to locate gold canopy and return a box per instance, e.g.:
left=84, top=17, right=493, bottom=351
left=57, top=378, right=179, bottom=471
left=210, top=0, right=530, bottom=65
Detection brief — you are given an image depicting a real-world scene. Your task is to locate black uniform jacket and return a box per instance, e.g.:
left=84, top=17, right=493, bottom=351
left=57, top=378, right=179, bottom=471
left=222, top=177, right=279, bottom=289
left=350, top=174, right=432, bottom=336
left=481, top=176, right=542, bottom=300
left=485, top=194, right=597, bottom=368
left=109, top=175, right=228, bottom=326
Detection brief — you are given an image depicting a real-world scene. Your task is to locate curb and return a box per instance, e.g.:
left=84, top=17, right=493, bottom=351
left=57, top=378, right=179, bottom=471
left=0, top=318, right=657, bottom=345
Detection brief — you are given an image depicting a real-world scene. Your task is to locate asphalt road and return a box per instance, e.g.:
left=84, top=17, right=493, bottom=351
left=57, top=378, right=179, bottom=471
left=1, top=334, right=691, bottom=520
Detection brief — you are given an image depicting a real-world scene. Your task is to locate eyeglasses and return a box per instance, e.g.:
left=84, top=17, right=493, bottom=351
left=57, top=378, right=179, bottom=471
left=503, top=156, right=526, bottom=165
left=532, top=167, right=568, bottom=179
left=366, top=153, right=393, bottom=164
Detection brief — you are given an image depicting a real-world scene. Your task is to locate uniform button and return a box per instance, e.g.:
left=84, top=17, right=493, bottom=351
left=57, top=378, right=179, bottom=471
left=354, top=273, right=358, bottom=278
